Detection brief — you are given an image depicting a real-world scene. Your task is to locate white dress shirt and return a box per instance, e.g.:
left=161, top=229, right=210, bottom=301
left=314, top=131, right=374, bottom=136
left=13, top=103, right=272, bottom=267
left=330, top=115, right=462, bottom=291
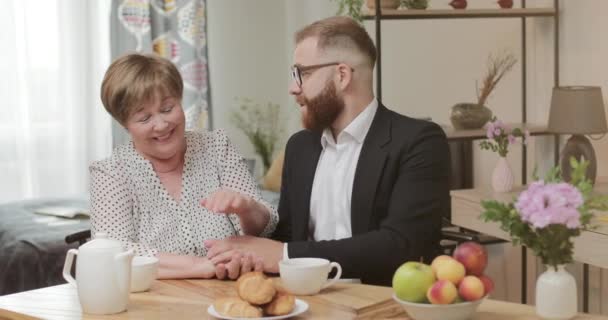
left=284, top=99, right=378, bottom=258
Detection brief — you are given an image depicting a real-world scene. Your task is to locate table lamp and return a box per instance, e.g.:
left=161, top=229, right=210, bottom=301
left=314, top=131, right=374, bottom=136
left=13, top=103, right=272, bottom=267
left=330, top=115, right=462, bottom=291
left=548, top=86, right=608, bottom=184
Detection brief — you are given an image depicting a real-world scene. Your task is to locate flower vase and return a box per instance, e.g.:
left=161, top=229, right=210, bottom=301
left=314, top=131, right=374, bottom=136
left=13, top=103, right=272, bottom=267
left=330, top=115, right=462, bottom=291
left=491, top=157, right=514, bottom=192
left=536, top=265, right=577, bottom=320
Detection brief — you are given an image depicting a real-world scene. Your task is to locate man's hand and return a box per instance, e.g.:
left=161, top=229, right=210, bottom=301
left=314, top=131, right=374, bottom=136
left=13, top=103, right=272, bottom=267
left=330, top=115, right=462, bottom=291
left=201, top=188, right=254, bottom=216
left=196, top=251, right=263, bottom=280
left=205, top=236, right=283, bottom=273
left=213, top=250, right=264, bottom=280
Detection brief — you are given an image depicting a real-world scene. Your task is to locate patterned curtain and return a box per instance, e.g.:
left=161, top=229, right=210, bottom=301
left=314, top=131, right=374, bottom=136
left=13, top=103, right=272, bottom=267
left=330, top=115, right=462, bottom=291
left=110, top=0, right=211, bottom=147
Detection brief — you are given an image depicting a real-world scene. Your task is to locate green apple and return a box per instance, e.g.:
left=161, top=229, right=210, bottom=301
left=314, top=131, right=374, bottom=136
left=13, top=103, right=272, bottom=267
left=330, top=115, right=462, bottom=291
left=392, top=261, right=436, bottom=303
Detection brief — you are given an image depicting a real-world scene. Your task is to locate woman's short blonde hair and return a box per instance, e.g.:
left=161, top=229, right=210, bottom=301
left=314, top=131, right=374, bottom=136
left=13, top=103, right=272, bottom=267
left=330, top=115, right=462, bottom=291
left=101, top=53, right=183, bottom=124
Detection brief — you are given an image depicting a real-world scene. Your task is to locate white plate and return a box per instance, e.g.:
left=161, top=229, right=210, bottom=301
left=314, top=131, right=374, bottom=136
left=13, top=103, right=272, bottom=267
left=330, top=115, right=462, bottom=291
left=207, top=298, right=309, bottom=320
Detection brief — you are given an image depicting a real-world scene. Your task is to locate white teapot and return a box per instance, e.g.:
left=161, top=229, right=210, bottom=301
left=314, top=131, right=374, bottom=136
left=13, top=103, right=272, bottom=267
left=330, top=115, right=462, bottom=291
left=62, top=232, right=134, bottom=315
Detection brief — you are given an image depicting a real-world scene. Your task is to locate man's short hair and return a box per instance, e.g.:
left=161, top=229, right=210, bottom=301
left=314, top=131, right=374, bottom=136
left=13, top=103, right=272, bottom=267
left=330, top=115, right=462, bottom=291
left=100, top=53, right=183, bottom=125
left=295, top=16, right=377, bottom=67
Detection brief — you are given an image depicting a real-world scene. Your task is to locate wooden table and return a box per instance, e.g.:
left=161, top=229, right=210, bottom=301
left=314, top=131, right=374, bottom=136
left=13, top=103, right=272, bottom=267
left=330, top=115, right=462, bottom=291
left=0, top=280, right=607, bottom=320
left=451, top=180, right=608, bottom=268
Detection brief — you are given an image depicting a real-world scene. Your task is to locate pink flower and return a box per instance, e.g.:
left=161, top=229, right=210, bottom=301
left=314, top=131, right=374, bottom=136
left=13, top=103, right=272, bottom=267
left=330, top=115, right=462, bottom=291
left=508, top=134, right=516, bottom=144
left=485, top=122, right=496, bottom=139
left=515, top=181, right=583, bottom=229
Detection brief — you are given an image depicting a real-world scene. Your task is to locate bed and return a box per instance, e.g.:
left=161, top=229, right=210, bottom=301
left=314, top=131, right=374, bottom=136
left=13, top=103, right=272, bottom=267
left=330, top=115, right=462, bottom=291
left=0, top=197, right=90, bottom=295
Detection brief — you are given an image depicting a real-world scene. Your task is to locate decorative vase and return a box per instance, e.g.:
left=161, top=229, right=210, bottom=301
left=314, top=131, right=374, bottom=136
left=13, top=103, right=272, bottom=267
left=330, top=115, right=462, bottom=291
left=491, top=157, right=513, bottom=193
left=365, top=0, right=401, bottom=9
left=449, top=0, right=467, bottom=9
left=450, top=103, right=492, bottom=129
left=536, top=265, right=577, bottom=320
left=498, top=0, right=514, bottom=8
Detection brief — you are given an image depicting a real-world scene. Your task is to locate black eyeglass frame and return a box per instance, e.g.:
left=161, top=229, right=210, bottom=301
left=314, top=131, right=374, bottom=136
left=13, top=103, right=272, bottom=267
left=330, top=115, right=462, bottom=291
left=290, top=62, right=353, bottom=88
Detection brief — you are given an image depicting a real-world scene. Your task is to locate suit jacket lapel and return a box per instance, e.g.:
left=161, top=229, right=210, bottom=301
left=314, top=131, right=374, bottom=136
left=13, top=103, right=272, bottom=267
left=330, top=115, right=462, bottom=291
left=351, top=105, right=391, bottom=235
left=294, top=132, right=323, bottom=240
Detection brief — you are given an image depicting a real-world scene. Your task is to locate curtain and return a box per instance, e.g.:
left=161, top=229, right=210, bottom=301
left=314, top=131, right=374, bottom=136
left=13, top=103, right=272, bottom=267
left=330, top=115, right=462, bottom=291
left=0, top=1, right=113, bottom=204
left=110, top=0, right=212, bottom=147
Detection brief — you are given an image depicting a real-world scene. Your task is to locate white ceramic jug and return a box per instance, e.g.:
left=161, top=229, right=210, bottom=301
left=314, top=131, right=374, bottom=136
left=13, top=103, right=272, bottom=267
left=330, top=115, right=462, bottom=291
left=62, top=233, right=134, bottom=315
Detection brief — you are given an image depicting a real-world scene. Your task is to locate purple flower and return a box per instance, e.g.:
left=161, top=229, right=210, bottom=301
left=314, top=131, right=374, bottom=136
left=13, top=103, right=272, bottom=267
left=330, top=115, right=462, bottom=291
left=485, top=122, right=496, bottom=139
left=515, top=181, right=583, bottom=229
left=508, top=134, right=516, bottom=145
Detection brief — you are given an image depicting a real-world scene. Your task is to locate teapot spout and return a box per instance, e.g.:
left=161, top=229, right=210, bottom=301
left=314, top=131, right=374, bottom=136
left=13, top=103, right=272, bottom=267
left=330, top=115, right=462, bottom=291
left=114, top=249, right=134, bottom=294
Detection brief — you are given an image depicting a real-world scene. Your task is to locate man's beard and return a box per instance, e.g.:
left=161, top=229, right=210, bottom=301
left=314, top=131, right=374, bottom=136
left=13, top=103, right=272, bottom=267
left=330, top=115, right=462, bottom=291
left=300, top=81, right=345, bottom=132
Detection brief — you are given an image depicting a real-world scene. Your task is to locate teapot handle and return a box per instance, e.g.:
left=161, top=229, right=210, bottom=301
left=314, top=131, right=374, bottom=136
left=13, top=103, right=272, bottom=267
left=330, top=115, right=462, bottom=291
left=62, top=249, right=78, bottom=286
left=114, top=249, right=134, bottom=294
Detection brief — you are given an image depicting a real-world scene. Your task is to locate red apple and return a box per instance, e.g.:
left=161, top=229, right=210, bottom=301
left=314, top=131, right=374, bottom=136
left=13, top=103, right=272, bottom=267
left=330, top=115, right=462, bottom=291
left=458, top=276, right=485, bottom=301
left=427, top=280, right=458, bottom=305
left=478, top=275, right=494, bottom=295
left=431, top=255, right=465, bottom=285
left=453, top=241, right=488, bottom=276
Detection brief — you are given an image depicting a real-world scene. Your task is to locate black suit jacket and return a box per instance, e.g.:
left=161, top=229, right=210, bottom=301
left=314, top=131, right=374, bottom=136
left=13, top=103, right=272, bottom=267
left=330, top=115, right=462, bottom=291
left=272, top=104, right=450, bottom=286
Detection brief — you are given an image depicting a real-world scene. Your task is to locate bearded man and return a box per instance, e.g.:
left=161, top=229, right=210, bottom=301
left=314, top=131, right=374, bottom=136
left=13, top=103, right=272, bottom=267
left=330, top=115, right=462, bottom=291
left=205, top=16, right=450, bottom=286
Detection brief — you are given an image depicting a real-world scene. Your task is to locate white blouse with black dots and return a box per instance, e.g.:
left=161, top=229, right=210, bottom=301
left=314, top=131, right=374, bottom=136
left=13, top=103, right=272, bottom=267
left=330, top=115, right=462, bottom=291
left=89, top=129, right=278, bottom=257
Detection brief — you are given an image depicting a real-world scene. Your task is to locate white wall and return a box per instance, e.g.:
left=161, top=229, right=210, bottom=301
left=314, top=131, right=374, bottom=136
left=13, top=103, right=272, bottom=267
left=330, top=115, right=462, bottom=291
left=207, top=0, right=291, bottom=177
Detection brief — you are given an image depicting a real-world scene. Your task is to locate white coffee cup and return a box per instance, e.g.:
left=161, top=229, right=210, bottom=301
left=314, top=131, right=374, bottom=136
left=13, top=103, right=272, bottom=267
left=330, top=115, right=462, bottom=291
left=130, top=256, right=159, bottom=293
left=279, top=258, right=342, bottom=295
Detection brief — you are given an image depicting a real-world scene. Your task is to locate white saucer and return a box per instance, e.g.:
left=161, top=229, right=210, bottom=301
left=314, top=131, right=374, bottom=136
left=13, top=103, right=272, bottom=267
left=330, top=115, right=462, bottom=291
left=207, top=298, right=309, bottom=320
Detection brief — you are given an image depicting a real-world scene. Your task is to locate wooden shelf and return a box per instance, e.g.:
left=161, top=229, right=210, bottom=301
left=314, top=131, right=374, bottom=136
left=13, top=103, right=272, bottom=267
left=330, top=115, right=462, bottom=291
left=362, top=8, right=556, bottom=20
left=442, top=123, right=549, bottom=141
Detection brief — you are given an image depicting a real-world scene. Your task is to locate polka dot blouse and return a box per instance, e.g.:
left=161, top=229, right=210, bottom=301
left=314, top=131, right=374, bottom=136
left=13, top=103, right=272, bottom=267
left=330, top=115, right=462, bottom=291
left=89, top=129, right=278, bottom=257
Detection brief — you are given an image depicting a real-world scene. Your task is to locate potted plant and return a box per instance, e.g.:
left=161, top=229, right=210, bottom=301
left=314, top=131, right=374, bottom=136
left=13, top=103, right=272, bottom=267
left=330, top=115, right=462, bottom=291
left=334, top=0, right=364, bottom=22
left=402, top=0, right=429, bottom=10
left=365, top=0, right=401, bottom=10
left=333, top=0, right=401, bottom=23
left=230, top=98, right=285, bottom=175
left=450, top=50, right=517, bottom=130
left=478, top=117, right=530, bottom=192
left=480, top=158, right=608, bottom=319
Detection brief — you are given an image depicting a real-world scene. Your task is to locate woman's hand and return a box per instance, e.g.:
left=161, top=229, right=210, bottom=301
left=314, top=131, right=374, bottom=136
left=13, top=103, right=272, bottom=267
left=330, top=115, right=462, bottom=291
left=212, top=250, right=264, bottom=280
left=200, top=188, right=270, bottom=236
left=201, top=188, right=255, bottom=216
left=157, top=252, right=262, bottom=280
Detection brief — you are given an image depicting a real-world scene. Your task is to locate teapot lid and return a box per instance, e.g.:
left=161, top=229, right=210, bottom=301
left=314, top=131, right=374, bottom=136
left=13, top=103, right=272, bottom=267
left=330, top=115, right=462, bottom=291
left=80, top=232, right=123, bottom=250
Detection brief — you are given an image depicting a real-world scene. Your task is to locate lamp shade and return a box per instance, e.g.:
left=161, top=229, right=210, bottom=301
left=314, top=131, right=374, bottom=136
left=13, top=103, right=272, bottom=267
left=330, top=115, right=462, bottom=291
left=548, top=86, right=608, bottom=134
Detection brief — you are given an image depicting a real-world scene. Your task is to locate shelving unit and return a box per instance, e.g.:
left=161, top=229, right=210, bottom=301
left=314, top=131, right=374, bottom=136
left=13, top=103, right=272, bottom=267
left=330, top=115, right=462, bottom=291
left=443, top=123, right=547, bottom=141
left=363, top=0, right=561, bottom=308
left=362, top=7, right=556, bottom=19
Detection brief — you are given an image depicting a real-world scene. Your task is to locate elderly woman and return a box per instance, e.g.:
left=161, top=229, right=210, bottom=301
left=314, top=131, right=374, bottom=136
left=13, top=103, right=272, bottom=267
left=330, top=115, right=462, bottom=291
left=91, top=53, right=278, bottom=279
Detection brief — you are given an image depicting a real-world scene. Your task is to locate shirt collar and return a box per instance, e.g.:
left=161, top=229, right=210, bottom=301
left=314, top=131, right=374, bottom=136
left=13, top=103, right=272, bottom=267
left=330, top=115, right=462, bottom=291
left=320, top=98, right=378, bottom=148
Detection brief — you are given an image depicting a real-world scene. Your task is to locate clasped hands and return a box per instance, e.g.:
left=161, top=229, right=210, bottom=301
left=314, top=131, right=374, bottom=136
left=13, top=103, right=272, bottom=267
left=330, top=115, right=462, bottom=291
left=200, top=188, right=283, bottom=278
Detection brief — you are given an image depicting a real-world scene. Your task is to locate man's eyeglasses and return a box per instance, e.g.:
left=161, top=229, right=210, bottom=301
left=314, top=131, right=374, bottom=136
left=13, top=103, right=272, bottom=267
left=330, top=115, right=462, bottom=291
left=290, top=62, right=341, bottom=88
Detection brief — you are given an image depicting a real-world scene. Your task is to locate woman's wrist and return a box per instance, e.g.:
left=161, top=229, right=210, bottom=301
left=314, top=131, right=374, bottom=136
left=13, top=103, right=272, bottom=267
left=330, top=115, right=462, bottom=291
left=192, top=256, right=216, bottom=278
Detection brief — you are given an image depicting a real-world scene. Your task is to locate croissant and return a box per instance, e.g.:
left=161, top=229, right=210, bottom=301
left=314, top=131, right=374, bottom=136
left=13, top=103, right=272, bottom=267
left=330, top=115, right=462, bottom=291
left=263, top=291, right=296, bottom=316
left=237, top=271, right=276, bottom=305
left=213, top=297, right=262, bottom=318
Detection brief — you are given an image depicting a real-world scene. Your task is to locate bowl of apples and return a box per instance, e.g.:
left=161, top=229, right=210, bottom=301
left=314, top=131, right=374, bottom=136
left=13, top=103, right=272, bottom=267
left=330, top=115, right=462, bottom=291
left=391, top=242, right=493, bottom=320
